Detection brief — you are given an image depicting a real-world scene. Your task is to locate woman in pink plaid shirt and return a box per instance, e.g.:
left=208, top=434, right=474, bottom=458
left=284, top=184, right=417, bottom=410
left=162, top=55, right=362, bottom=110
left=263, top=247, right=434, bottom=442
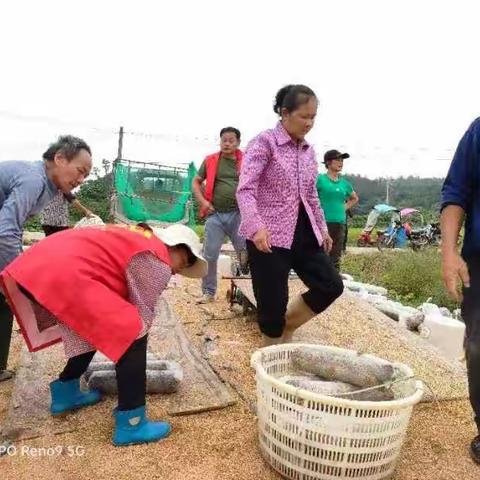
left=236, top=85, right=344, bottom=346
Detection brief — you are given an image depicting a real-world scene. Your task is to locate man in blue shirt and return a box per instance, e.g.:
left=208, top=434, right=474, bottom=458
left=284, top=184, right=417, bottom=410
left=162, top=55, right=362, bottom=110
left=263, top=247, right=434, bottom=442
left=0, top=135, right=92, bottom=382
left=441, top=117, right=480, bottom=464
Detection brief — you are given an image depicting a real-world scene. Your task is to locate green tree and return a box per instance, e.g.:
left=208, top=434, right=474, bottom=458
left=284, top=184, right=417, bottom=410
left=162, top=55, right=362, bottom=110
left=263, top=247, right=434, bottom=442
left=70, top=173, right=113, bottom=223
left=343, top=174, right=443, bottom=220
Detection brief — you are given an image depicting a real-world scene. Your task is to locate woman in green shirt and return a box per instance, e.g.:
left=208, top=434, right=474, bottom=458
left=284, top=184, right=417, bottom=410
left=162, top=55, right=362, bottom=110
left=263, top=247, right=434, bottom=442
left=316, top=150, right=359, bottom=269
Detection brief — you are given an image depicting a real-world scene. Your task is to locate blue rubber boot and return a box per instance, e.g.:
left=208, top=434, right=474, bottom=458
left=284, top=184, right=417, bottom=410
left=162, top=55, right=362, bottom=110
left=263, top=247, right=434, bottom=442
left=112, top=405, right=171, bottom=446
left=50, top=378, right=101, bottom=415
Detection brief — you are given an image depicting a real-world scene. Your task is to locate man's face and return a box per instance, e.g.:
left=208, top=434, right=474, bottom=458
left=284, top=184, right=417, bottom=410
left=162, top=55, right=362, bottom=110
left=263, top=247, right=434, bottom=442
left=53, top=149, right=92, bottom=192
left=220, top=132, right=240, bottom=156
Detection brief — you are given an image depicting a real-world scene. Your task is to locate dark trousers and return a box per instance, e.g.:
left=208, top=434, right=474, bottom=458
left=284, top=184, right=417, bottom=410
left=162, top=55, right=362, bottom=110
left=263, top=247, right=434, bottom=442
left=59, top=335, right=148, bottom=411
left=343, top=222, right=349, bottom=252
left=247, top=205, right=344, bottom=338
left=326, top=222, right=346, bottom=270
left=0, top=294, right=13, bottom=372
left=42, top=225, right=70, bottom=237
left=462, top=257, right=480, bottom=433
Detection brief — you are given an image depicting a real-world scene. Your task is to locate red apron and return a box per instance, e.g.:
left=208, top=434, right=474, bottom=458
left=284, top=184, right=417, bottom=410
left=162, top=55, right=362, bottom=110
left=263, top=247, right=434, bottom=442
left=0, top=225, right=171, bottom=362
left=199, top=150, right=243, bottom=218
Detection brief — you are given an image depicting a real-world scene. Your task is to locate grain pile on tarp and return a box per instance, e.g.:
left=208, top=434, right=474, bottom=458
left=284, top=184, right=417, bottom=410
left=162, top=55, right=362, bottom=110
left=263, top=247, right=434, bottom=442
left=218, top=279, right=467, bottom=403
left=1, top=344, right=79, bottom=441
left=1, top=296, right=235, bottom=441
left=293, top=287, right=468, bottom=403
left=1, top=276, right=477, bottom=480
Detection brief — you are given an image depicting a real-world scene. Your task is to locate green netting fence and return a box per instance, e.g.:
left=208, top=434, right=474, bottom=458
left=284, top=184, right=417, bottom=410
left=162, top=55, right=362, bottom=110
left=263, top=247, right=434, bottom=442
left=113, top=159, right=197, bottom=226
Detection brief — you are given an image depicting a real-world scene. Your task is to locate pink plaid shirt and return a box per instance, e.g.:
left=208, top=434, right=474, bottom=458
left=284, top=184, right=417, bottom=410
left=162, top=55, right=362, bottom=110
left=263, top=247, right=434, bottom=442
left=236, top=122, right=328, bottom=249
left=32, top=252, right=172, bottom=358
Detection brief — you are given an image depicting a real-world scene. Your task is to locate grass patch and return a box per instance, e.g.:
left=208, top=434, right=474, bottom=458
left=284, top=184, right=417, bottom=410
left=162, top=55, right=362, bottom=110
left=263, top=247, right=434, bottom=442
left=194, top=224, right=205, bottom=242
left=346, top=227, right=363, bottom=246
left=194, top=225, right=363, bottom=246
left=194, top=226, right=457, bottom=310
left=341, top=248, right=459, bottom=311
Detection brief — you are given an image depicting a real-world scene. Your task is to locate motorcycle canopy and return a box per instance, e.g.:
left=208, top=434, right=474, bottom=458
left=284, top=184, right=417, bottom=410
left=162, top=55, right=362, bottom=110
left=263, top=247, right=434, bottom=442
left=400, top=208, right=424, bottom=227
left=363, top=204, right=399, bottom=233
left=374, top=204, right=398, bottom=214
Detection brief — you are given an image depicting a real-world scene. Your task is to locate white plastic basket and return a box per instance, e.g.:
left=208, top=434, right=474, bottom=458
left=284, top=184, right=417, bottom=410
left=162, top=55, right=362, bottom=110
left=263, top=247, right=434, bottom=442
left=250, top=344, right=423, bottom=480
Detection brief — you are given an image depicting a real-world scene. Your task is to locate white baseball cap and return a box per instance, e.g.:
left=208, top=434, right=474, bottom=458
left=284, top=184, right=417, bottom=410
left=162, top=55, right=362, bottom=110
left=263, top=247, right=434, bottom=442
left=152, top=224, right=207, bottom=278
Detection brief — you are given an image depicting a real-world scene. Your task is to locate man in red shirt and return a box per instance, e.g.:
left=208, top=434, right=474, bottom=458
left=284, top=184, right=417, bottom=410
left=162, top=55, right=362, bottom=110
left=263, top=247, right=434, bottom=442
left=192, top=127, right=246, bottom=303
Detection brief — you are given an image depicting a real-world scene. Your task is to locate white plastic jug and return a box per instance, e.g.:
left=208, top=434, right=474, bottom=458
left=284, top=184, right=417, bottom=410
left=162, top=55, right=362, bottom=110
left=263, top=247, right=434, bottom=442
left=422, top=312, right=465, bottom=361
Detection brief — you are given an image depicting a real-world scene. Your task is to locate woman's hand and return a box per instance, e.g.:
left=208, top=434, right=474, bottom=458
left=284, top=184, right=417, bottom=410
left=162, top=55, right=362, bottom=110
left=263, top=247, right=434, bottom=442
left=323, top=232, right=333, bottom=253
left=253, top=228, right=272, bottom=253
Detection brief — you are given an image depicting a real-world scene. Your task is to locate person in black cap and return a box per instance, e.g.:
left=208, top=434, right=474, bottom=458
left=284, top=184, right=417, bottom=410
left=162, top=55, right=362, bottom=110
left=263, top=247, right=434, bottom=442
left=316, top=150, right=359, bottom=269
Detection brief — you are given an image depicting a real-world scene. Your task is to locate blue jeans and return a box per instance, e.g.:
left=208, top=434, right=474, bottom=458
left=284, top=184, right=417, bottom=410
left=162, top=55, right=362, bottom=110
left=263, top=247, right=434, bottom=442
left=202, top=211, right=246, bottom=296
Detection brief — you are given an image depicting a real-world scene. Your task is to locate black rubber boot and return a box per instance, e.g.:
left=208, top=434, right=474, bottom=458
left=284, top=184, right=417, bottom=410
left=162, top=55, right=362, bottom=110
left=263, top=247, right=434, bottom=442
left=471, top=435, right=480, bottom=464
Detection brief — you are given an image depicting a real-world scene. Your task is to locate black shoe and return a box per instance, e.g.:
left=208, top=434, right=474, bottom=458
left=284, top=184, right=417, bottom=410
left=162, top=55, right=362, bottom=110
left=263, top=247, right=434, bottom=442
left=470, top=435, right=480, bottom=464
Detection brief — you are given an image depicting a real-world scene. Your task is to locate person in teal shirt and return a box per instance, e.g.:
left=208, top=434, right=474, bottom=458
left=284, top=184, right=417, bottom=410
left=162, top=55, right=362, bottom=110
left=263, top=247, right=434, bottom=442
left=316, top=150, right=359, bottom=269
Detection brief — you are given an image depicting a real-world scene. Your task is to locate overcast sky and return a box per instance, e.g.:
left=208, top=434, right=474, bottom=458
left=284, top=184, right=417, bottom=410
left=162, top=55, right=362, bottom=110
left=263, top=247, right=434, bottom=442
left=0, top=0, right=479, bottom=179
